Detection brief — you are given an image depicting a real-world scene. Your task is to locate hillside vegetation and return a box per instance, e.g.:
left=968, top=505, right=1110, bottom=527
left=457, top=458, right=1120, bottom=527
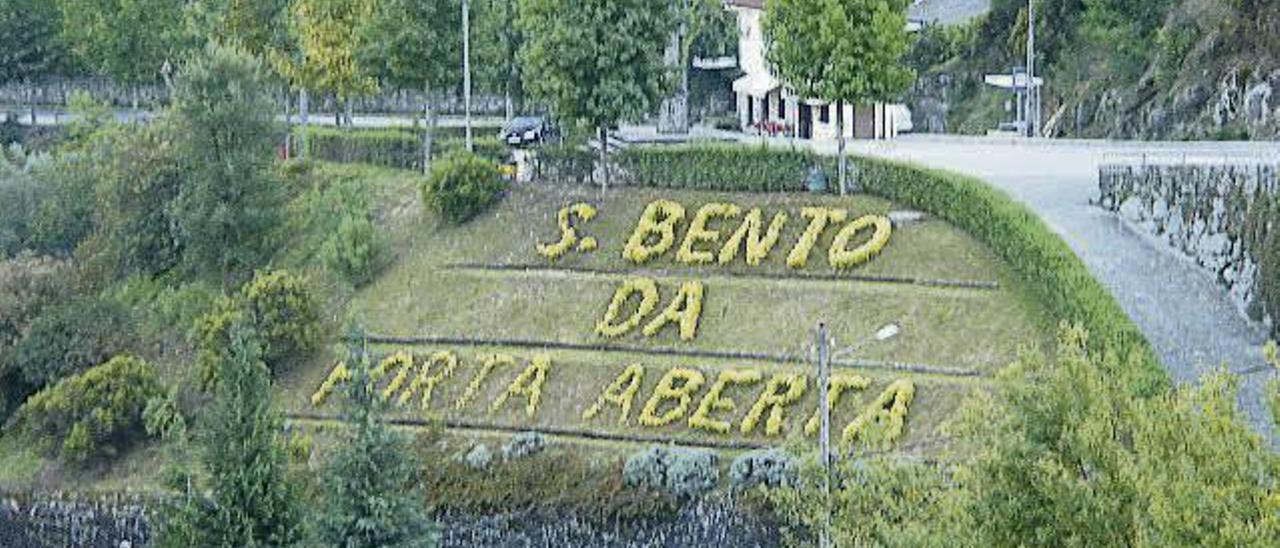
left=914, top=0, right=1280, bottom=139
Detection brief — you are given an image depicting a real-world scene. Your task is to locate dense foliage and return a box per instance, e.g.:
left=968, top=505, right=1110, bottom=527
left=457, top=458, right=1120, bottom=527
left=170, top=44, right=284, bottom=284
left=2, top=296, right=131, bottom=387
left=766, top=325, right=1280, bottom=546
left=9, top=355, right=162, bottom=463
left=158, top=324, right=303, bottom=547
left=315, top=339, right=438, bottom=547
left=195, top=269, right=322, bottom=379
left=423, top=150, right=507, bottom=224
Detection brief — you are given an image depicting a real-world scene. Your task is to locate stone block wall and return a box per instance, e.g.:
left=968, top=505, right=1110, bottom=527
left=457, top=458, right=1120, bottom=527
left=1098, top=162, right=1280, bottom=328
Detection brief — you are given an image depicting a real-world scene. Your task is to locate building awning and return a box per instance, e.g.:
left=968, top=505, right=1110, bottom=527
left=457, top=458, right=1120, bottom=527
left=733, top=73, right=779, bottom=98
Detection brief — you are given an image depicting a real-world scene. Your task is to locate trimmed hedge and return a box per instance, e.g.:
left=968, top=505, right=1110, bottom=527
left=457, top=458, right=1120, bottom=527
left=613, top=143, right=833, bottom=192
left=293, top=126, right=507, bottom=170
left=591, top=143, right=1165, bottom=396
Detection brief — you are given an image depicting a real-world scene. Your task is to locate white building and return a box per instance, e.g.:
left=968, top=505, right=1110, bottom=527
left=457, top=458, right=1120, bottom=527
left=727, top=0, right=904, bottom=140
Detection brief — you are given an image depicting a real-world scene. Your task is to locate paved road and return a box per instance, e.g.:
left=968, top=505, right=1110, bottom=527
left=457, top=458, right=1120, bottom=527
left=838, top=135, right=1279, bottom=442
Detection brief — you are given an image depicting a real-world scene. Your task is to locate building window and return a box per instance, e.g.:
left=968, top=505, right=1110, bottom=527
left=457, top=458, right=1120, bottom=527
left=819, top=104, right=830, bottom=123
left=777, top=96, right=785, bottom=119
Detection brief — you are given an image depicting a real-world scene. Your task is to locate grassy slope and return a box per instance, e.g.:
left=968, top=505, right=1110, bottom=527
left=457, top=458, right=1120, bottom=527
left=279, top=167, right=1053, bottom=454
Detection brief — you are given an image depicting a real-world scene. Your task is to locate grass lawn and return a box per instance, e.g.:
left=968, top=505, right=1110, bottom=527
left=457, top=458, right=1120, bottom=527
left=283, top=165, right=1055, bottom=455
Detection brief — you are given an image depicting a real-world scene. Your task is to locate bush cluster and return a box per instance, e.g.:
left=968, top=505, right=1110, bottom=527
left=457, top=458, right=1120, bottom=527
left=729, top=448, right=797, bottom=489
left=2, top=296, right=132, bottom=387
left=195, top=270, right=322, bottom=379
left=9, top=355, right=163, bottom=463
left=295, top=126, right=506, bottom=170
left=623, top=445, right=719, bottom=498
left=422, top=150, right=508, bottom=224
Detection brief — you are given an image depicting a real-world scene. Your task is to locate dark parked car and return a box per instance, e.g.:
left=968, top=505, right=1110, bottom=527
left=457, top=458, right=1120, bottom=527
left=499, top=116, right=556, bottom=146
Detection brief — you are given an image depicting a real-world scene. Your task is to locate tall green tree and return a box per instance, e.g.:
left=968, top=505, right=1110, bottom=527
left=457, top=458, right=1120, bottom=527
left=517, top=0, right=675, bottom=188
left=187, top=0, right=292, bottom=58
left=763, top=0, right=913, bottom=194
left=280, top=0, right=377, bottom=128
left=356, top=0, right=461, bottom=174
left=473, top=0, right=521, bottom=120
left=55, top=0, right=190, bottom=110
left=169, top=44, right=283, bottom=286
left=157, top=322, right=302, bottom=547
left=315, top=335, right=438, bottom=547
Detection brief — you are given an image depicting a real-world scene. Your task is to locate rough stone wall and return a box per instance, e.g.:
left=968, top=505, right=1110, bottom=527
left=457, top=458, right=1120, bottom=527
left=1099, top=162, right=1280, bottom=326
left=0, top=491, right=778, bottom=547
left=0, top=492, right=151, bottom=548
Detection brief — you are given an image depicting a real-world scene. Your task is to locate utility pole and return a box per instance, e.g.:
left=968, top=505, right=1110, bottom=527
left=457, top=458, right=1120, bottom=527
left=463, top=0, right=474, bottom=152
left=1026, top=0, right=1037, bottom=137
left=816, top=322, right=833, bottom=548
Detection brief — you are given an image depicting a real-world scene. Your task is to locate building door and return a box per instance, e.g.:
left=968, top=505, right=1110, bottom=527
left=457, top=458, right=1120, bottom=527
left=798, top=104, right=812, bottom=139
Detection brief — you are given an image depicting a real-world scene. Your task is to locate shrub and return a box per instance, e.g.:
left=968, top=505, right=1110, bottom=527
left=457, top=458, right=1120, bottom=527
left=623, top=445, right=719, bottom=498
left=422, top=150, right=507, bottom=224
left=194, top=270, right=322, bottom=379
left=501, top=431, right=550, bottom=460
left=298, top=174, right=387, bottom=285
left=3, top=296, right=132, bottom=388
left=730, top=448, right=797, bottom=489
left=241, top=270, right=322, bottom=368
left=9, top=355, right=163, bottom=463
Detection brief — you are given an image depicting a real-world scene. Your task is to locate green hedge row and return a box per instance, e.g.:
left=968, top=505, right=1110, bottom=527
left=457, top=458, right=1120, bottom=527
left=293, top=126, right=506, bottom=170
left=588, top=143, right=1165, bottom=396
left=613, top=143, right=833, bottom=192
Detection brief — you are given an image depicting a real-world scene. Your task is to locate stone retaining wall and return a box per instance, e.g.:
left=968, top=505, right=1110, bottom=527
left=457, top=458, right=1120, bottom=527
left=1098, top=162, right=1280, bottom=328
left=0, top=491, right=779, bottom=547
left=0, top=492, right=151, bottom=548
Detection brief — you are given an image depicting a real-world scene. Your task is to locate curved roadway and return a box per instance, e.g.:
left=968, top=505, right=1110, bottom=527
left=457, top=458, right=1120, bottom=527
left=845, top=135, right=1278, bottom=442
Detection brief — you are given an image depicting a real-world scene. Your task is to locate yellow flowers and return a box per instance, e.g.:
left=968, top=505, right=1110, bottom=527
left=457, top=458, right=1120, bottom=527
left=489, top=354, right=552, bottom=418
left=537, top=203, right=598, bottom=260
left=638, top=368, right=706, bottom=427
left=829, top=215, right=892, bottom=269
left=741, top=374, right=808, bottom=436
left=596, top=278, right=661, bottom=338
left=719, top=208, right=788, bottom=266
left=583, top=364, right=645, bottom=425
left=787, top=207, right=848, bottom=268
left=376, top=351, right=415, bottom=400
left=455, top=354, right=515, bottom=410
left=597, top=278, right=705, bottom=341
left=804, top=374, right=872, bottom=435
left=310, top=362, right=351, bottom=407
left=688, top=369, right=763, bottom=434
left=677, top=203, right=741, bottom=265
left=841, top=379, right=916, bottom=449
left=623, top=199, right=686, bottom=263
left=400, top=351, right=458, bottom=409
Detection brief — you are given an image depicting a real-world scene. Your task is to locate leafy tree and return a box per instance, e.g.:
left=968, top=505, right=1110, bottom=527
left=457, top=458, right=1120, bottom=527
left=315, top=336, right=438, bottom=547
left=356, top=0, right=461, bottom=174
left=517, top=0, right=675, bottom=188
left=472, top=0, right=521, bottom=120
left=169, top=44, right=283, bottom=285
left=763, top=0, right=913, bottom=194
left=157, top=323, right=303, bottom=547
left=946, top=326, right=1280, bottom=546
left=660, top=0, right=738, bottom=133
left=187, top=0, right=292, bottom=59
left=280, top=0, right=377, bottom=128
left=0, top=253, right=71, bottom=421
left=55, top=0, right=190, bottom=109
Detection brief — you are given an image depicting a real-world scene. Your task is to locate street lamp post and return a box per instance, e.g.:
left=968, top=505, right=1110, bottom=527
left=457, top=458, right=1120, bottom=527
left=1026, top=0, right=1038, bottom=137
left=463, top=0, right=474, bottom=152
